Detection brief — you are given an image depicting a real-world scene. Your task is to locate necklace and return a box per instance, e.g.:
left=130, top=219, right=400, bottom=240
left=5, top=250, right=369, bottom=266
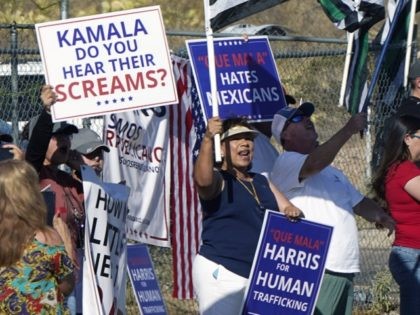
left=236, top=176, right=265, bottom=211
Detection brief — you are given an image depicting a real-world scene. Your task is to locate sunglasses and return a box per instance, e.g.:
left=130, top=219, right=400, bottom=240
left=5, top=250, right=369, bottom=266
left=289, top=115, right=305, bottom=123
left=411, top=134, right=420, bottom=139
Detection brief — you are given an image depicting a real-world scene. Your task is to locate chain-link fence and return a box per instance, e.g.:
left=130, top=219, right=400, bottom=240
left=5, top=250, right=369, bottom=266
left=1, top=23, right=410, bottom=314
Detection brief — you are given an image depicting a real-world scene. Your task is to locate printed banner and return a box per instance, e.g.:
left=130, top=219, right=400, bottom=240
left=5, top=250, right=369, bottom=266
left=103, top=108, right=170, bottom=247
left=35, top=6, right=178, bottom=121
left=242, top=211, right=333, bottom=315
left=186, top=36, right=286, bottom=121
left=82, top=165, right=130, bottom=315
left=127, top=244, right=168, bottom=315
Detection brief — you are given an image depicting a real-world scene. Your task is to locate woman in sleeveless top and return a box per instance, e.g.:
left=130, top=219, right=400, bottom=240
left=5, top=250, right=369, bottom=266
left=192, top=117, right=303, bottom=315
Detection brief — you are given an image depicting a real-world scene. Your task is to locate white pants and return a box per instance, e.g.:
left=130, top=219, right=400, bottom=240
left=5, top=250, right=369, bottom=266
left=192, top=254, right=248, bottom=315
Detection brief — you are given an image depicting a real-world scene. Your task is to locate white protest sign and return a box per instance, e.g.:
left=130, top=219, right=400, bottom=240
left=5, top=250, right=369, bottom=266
left=35, top=6, right=178, bottom=121
left=82, top=165, right=130, bottom=315
left=103, top=108, right=170, bottom=247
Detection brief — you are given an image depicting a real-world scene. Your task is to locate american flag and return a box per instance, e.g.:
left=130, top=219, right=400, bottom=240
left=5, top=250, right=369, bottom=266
left=169, top=55, right=203, bottom=299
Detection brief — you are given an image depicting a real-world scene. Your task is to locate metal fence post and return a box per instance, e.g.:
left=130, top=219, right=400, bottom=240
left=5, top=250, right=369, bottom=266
left=10, top=22, right=19, bottom=144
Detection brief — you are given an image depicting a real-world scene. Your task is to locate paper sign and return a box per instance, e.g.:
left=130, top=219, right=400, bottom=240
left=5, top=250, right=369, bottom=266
left=127, top=244, right=168, bottom=315
left=187, top=36, right=286, bottom=121
left=103, top=109, right=170, bottom=247
left=242, top=211, right=333, bottom=315
left=35, top=6, right=178, bottom=121
left=82, top=165, right=130, bottom=315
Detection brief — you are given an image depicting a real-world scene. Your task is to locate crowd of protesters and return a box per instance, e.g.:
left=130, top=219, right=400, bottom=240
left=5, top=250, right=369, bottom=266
left=1, top=59, right=419, bottom=314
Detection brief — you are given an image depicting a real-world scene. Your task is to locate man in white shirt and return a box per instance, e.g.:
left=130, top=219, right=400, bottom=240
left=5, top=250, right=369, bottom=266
left=270, top=103, right=395, bottom=315
left=250, top=89, right=296, bottom=178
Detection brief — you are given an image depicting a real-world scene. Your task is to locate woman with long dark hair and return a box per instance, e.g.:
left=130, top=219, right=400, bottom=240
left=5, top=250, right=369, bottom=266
left=372, top=114, right=420, bottom=314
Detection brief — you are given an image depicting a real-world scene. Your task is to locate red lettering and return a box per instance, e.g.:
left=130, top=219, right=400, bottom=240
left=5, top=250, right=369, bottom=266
left=96, top=77, right=108, bottom=96
left=145, top=70, right=157, bottom=88
left=54, top=71, right=162, bottom=101
left=55, top=84, right=67, bottom=102
left=105, top=130, right=115, bottom=146
left=68, top=81, right=81, bottom=99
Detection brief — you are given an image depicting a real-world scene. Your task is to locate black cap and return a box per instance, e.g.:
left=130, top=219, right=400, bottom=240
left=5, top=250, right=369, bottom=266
left=0, top=133, right=13, bottom=143
left=408, top=60, right=420, bottom=79
left=397, top=97, right=420, bottom=118
left=52, top=122, right=78, bottom=135
left=28, top=115, right=78, bottom=139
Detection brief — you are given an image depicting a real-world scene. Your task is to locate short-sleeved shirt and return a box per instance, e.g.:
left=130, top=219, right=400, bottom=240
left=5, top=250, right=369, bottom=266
left=270, top=151, right=364, bottom=273
left=250, top=131, right=279, bottom=179
left=0, top=238, right=74, bottom=315
left=385, top=160, right=420, bottom=249
left=199, top=170, right=279, bottom=278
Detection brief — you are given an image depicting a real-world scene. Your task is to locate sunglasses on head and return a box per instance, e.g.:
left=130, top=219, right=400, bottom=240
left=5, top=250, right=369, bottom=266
left=289, top=115, right=305, bottom=123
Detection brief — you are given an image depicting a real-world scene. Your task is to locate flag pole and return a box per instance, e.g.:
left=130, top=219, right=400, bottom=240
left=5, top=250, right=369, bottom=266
left=204, top=0, right=222, bottom=162
left=403, top=0, right=417, bottom=88
left=339, top=31, right=354, bottom=107
left=361, top=0, right=405, bottom=113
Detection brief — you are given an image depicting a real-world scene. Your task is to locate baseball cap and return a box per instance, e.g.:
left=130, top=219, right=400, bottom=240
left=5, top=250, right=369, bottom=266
left=271, top=102, right=315, bottom=143
left=220, top=125, right=259, bottom=141
left=0, top=133, right=13, bottom=143
left=408, top=60, right=420, bottom=79
left=28, top=115, right=78, bottom=139
left=52, top=122, right=78, bottom=135
left=396, top=97, right=420, bottom=118
left=71, top=128, right=110, bottom=155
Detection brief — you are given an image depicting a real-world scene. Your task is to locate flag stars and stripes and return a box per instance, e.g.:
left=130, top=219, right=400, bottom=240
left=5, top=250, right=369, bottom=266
left=191, top=85, right=206, bottom=161
left=170, top=55, right=203, bottom=299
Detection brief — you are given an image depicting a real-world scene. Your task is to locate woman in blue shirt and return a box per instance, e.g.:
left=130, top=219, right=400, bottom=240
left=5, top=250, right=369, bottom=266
left=193, top=116, right=302, bottom=315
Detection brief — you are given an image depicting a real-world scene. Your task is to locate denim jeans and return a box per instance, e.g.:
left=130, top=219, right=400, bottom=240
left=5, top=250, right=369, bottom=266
left=389, top=246, right=420, bottom=315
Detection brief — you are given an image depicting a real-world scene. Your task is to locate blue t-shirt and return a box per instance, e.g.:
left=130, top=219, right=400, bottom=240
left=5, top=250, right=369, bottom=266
left=199, top=170, right=278, bottom=278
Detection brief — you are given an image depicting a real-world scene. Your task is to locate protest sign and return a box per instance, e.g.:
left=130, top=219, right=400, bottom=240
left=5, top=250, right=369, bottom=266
left=127, top=244, right=168, bottom=315
left=82, top=165, right=130, bottom=315
left=35, top=6, right=178, bottom=121
left=242, top=211, right=333, bottom=315
left=103, top=108, right=170, bottom=247
left=186, top=36, right=286, bottom=121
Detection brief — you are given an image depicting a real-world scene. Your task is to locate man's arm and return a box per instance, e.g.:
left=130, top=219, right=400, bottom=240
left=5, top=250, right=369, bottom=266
left=25, top=109, right=53, bottom=172
left=300, top=112, right=366, bottom=180
left=25, top=85, right=55, bottom=172
left=353, top=197, right=395, bottom=236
